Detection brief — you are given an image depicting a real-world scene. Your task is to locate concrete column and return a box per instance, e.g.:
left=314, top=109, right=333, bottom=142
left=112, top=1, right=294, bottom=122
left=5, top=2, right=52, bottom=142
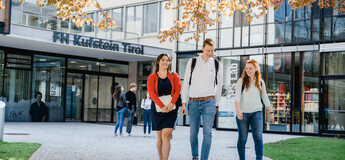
left=0, top=101, right=6, bottom=141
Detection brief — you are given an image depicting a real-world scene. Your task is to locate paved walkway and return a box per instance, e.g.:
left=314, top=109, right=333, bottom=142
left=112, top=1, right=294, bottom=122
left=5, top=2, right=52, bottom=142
left=3, top=122, right=302, bottom=160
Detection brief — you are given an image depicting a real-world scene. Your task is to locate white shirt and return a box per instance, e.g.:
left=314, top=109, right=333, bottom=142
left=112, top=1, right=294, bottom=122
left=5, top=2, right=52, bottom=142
left=181, top=55, right=223, bottom=106
left=141, top=98, right=152, bottom=110
left=235, top=78, right=271, bottom=113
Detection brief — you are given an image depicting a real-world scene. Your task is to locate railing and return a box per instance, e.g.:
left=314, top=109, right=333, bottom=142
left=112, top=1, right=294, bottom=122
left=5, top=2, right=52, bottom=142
left=10, top=10, right=140, bottom=42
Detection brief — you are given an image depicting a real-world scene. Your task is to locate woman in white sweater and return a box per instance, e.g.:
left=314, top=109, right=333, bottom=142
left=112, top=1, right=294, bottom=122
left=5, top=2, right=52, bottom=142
left=234, top=59, right=274, bottom=160
left=141, top=92, right=152, bottom=136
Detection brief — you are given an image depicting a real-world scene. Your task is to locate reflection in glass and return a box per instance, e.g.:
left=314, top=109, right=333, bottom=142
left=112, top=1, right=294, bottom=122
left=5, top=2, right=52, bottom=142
left=265, top=53, right=292, bottom=132
left=68, top=59, right=99, bottom=72
left=178, top=58, right=190, bottom=79
left=301, top=52, right=319, bottom=133
left=144, top=3, right=158, bottom=34
left=322, top=18, right=331, bottom=40
left=323, top=52, right=345, bottom=75
left=312, top=19, right=320, bottom=41
left=98, top=76, right=113, bottom=122
left=242, top=26, right=249, bottom=47
left=61, top=20, right=69, bottom=33
left=84, top=74, right=98, bottom=121
left=33, top=55, right=65, bottom=122
left=220, top=16, right=233, bottom=28
left=294, top=20, right=311, bottom=42
left=112, top=8, right=124, bottom=39
left=323, top=79, right=345, bottom=131
left=333, top=17, right=345, bottom=40
left=100, top=62, right=129, bottom=74
left=71, top=23, right=82, bottom=34
left=66, top=73, right=83, bottom=121
left=138, top=63, right=152, bottom=77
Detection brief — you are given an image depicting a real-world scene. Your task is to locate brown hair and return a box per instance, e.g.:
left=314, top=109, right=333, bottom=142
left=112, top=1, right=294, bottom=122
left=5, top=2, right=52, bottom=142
left=154, top=53, right=171, bottom=73
left=241, top=59, right=262, bottom=95
left=129, top=83, right=137, bottom=89
left=203, top=38, right=215, bottom=47
left=112, top=85, right=122, bottom=99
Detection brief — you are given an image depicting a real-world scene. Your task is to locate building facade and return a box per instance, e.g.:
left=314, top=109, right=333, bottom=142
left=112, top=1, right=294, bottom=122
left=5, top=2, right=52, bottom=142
left=175, top=1, right=345, bottom=136
left=0, top=0, right=176, bottom=123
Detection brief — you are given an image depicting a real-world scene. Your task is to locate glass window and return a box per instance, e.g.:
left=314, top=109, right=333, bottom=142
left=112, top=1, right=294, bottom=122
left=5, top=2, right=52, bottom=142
left=6, top=53, right=31, bottom=69
left=11, top=0, right=22, bottom=25
left=322, top=7, right=333, bottom=17
left=300, top=51, right=319, bottom=133
left=265, top=53, right=292, bottom=132
left=97, top=11, right=109, bottom=39
left=218, top=56, right=241, bottom=129
left=161, top=1, right=174, bottom=31
left=219, top=28, right=233, bottom=48
left=97, top=76, right=112, bottom=122
left=144, top=3, right=158, bottom=34
left=71, top=23, right=82, bottom=34
left=250, top=25, right=264, bottom=46
left=204, top=30, right=217, bottom=47
left=83, top=74, right=98, bottom=121
left=322, top=79, right=345, bottom=132
left=100, top=62, right=129, bottom=74
left=274, top=2, right=285, bottom=22
left=285, top=22, right=292, bottom=43
left=23, top=0, right=40, bottom=27
left=242, top=26, right=249, bottom=47
left=197, top=33, right=205, bottom=50
left=323, top=52, right=345, bottom=75
left=220, top=15, right=233, bottom=28
left=312, top=2, right=320, bottom=19
left=295, top=6, right=311, bottom=20
left=312, top=19, right=320, bottom=41
left=112, top=8, right=124, bottom=39
left=251, top=7, right=265, bottom=25
left=333, top=17, right=345, bottom=40
left=267, top=23, right=285, bottom=44
left=84, top=13, right=95, bottom=37
left=234, top=10, right=242, bottom=27
left=126, top=5, right=143, bottom=37
left=177, top=58, right=190, bottom=79
left=60, top=20, right=69, bottom=33
left=178, top=32, right=196, bottom=51
left=294, top=20, right=311, bottom=42
left=138, top=63, right=152, bottom=77
left=322, top=18, right=332, bottom=40
left=32, top=55, right=65, bottom=122
left=68, top=59, right=99, bottom=72
left=234, top=27, right=241, bottom=47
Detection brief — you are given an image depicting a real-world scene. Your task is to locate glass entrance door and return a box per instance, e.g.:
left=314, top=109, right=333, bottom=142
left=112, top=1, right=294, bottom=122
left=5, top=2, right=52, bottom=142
left=66, top=73, right=83, bottom=121
left=321, top=79, right=345, bottom=133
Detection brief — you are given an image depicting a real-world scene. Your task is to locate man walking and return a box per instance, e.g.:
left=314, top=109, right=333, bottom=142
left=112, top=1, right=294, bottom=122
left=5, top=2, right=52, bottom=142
left=181, top=38, right=223, bottom=160
left=125, top=83, right=137, bottom=136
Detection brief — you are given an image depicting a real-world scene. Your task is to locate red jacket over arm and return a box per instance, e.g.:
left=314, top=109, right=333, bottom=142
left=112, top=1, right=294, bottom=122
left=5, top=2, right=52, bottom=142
left=147, top=72, right=181, bottom=108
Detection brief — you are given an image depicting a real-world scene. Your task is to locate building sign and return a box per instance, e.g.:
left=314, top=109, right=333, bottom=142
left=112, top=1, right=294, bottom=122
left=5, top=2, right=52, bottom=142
left=0, top=0, right=11, bottom=34
left=53, top=31, right=144, bottom=55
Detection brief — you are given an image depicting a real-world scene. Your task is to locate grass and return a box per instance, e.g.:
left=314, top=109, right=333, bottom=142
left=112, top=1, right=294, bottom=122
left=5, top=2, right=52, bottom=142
left=0, top=141, right=41, bottom=160
left=264, top=137, right=345, bottom=160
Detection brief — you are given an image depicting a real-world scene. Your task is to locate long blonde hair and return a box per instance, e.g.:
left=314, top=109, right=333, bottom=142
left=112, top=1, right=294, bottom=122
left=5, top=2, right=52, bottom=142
left=241, top=59, right=262, bottom=95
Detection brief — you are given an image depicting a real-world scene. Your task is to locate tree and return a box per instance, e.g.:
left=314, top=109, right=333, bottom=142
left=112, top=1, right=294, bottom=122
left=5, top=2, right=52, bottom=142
left=157, top=0, right=345, bottom=43
left=1, top=0, right=344, bottom=43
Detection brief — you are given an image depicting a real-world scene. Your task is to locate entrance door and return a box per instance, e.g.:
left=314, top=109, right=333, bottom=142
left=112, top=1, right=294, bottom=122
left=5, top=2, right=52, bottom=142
left=65, top=73, right=83, bottom=121
left=321, top=78, right=345, bottom=134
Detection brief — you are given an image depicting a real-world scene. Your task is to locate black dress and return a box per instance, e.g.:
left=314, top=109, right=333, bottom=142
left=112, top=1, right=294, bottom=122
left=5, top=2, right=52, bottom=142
left=151, top=76, right=178, bottom=131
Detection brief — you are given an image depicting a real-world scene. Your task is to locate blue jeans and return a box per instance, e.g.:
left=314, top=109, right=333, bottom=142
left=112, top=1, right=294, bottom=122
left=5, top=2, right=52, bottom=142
left=188, top=98, right=216, bottom=160
left=143, top=109, right=152, bottom=134
left=114, top=107, right=126, bottom=134
left=126, top=108, right=135, bottom=133
left=236, top=111, right=263, bottom=160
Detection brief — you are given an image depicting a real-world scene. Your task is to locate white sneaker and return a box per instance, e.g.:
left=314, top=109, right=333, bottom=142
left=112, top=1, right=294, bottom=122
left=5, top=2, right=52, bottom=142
left=125, top=133, right=131, bottom=137
left=147, top=134, right=151, bottom=137
left=114, top=133, right=118, bottom=136
left=144, top=133, right=146, bottom=137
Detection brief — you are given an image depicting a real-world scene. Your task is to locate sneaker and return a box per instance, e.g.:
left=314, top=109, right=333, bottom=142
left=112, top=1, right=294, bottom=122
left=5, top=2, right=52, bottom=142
left=114, top=133, right=118, bottom=136
left=119, top=133, right=123, bottom=136
left=125, top=133, right=131, bottom=137
left=192, top=157, right=198, bottom=160
left=147, top=134, right=151, bottom=137
left=144, top=133, right=146, bottom=137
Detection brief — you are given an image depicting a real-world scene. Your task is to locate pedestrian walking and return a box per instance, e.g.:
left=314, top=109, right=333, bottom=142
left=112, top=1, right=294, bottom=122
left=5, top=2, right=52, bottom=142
left=125, top=83, right=137, bottom=136
left=113, top=85, right=128, bottom=136
left=234, top=59, right=274, bottom=160
left=141, top=91, right=152, bottom=136
left=147, top=53, right=181, bottom=160
left=181, top=38, right=223, bottom=160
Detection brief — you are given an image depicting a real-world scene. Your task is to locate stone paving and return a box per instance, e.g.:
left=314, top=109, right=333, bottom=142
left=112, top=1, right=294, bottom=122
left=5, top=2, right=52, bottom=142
left=3, top=122, right=303, bottom=160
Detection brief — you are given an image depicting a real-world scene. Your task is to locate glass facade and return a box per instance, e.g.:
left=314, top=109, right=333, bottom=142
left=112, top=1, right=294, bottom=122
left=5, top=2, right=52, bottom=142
left=1, top=48, right=129, bottom=122
left=177, top=1, right=345, bottom=51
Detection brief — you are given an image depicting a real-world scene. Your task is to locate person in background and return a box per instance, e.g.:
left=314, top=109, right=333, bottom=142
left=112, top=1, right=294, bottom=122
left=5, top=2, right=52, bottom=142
left=147, top=53, right=181, bottom=160
left=113, top=85, right=128, bottom=136
left=141, top=91, right=152, bottom=136
left=30, top=92, right=49, bottom=122
left=125, top=83, right=137, bottom=136
left=234, top=59, right=274, bottom=160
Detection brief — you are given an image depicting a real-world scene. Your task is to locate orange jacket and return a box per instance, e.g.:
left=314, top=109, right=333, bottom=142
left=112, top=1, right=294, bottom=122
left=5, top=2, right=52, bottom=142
left=147, top=72, right=181, bottom=108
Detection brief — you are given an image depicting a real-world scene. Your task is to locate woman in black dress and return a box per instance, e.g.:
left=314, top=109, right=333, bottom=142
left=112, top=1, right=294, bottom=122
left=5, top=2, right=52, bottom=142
left=147, top=53, right=181, bottom=160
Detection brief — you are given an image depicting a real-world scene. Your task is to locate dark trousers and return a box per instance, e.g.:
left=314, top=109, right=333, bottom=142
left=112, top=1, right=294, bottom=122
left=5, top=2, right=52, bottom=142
left=126, top=108, right=135, bottom=133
